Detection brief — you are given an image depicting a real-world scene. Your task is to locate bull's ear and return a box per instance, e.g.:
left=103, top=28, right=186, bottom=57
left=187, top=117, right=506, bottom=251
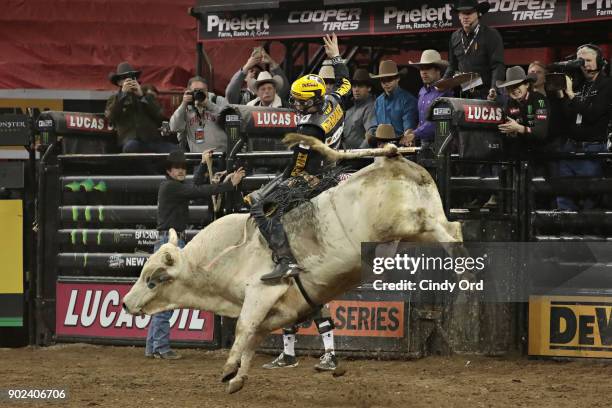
left=169, top=228, right=179, bottom=246
left=163, top=252, right=174, bottom=267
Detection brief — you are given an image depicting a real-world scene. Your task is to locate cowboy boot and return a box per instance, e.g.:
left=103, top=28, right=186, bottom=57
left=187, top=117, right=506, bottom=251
left=261, top=222, right=301, bottom=282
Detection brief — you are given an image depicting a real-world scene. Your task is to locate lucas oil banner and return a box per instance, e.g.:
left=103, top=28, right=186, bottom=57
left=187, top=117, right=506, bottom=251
left=197, top=1, right=600, bottom=41
left=56, top=281, right=215, bottom=343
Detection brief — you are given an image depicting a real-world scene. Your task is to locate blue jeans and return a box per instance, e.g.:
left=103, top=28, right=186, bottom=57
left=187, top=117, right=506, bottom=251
left=145, top=234, right=185, bottom=355
left=556, top=141, right=606, bottom=210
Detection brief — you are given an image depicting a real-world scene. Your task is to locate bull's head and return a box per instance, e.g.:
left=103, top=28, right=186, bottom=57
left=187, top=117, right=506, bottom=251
left=123, top=229, right=190, bottom=316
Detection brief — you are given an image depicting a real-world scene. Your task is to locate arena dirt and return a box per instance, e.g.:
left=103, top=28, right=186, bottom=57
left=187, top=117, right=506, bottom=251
left=1, top=344, right=611, bottom=408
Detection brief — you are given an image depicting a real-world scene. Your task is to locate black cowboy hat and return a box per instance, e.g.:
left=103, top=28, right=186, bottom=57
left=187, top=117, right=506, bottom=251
left=452, top=0, right=491, bottom=14
left=165, top=150, right=188, bottom=170
left=108, top=61, right=142, bottom=86
left=352, top=68, right=372, bottom=86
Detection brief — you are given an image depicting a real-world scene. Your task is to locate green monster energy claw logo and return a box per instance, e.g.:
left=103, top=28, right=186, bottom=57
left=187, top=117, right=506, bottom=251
left=70, top=206, right=105, bottom=223
left=538, top=100, right=545, bottom=108
left=65, top=178, right=108, bottom=192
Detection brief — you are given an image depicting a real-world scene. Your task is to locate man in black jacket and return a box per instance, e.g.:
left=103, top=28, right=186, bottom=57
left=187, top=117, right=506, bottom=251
left=146, top=150, right=245, bottom=359
left=443, top=0, right=505, bottom=100
left=557, top=44, right=612, bottom=210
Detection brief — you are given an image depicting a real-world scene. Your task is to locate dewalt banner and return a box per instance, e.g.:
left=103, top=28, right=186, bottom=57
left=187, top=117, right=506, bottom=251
left=529, top=296, right=612, bottom=358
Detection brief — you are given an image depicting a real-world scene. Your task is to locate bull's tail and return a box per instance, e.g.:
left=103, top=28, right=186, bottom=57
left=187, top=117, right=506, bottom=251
left=282, top=133, right=417, bottom=161
left=204, top=218, right=251, bottom=270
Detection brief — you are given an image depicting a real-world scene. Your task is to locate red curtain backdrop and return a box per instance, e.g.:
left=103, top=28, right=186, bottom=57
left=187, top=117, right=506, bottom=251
left=0, top=0, right=251, bottom=92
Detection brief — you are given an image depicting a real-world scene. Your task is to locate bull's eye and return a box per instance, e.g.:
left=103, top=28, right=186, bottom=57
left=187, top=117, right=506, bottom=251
left=147, top=281, right=156, bottom=289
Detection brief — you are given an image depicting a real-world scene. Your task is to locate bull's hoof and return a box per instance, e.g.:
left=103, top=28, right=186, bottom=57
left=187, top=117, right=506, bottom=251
left=221, top=367, right=238, bottom=383
left=226, top=377, right=246, bottom=394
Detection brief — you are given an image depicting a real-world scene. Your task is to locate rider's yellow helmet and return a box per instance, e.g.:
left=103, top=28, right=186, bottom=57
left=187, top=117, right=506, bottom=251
left=290, top=74, right=326, bottom=112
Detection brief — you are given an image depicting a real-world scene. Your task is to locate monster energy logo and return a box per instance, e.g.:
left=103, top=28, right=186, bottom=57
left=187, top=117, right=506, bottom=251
left=437, top=121, right=449, bottom=136
left=71, top=206, right=106, bottom=222
left=65, top=178, right=107, bottom=192
left=538, top=100, right=545, bottom=108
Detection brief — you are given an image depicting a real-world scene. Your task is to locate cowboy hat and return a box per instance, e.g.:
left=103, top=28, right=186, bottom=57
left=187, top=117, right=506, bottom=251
left=452, top=0, right=491, bottom=14
left=247, top=71, right=284, bottom=94
left=318, top=64, right=335, bottom=80
left=165, top=150, right=188, bottom=170
left=370, top=60, right=401, bottom=79
left=409, top=50, right=449, bottom=70
left=496, top=66, right=536, bottom=88
left=352, top=68, right=372, bottom=85
left=108, top=61, right=141, bottom=86
left=366, top=124, right=401, bottom=147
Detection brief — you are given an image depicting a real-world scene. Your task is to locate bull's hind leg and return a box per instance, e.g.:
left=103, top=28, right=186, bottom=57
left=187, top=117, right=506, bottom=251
left=222, top=282, right=290, bottom=393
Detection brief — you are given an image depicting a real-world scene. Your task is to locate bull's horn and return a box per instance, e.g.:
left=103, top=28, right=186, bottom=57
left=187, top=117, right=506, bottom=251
left=282, top=133, right=417, bottom=162
left=168, top=228, right=179, bottom=246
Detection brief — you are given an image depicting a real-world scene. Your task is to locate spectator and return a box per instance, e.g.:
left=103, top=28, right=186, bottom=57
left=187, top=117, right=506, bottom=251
left=226, top=47, right=289, bottom=105
left=369, top=60, right=418, bottom=146
left=169, top=76, right=228, bottom=153
left=343, top=68, right=375, bottom=149
left=366, top=123, right=401, bottom=148
left=319, top=63, right=337, bottom=94
left=496, top=66, right=549, bottom=157
left=557, top=44, right=612, bottom=210
left=148, top=149, right=245, bottom=360
left=407, top=50, right=454, bottom=149
left=105, top=62, right=175, bottom=153
left=246, top=71, right=289, bottom=108
left=528, top=61, right=548, bottom=96
left=444, top=0, right=504, bottom=100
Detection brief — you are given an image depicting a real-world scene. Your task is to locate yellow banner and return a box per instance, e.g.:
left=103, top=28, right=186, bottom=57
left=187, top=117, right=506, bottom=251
left=0, top=200, right=23, bottom=294
left=0, top=98, right=63, bottom=114
left=529, top=295, right=612, bottom=358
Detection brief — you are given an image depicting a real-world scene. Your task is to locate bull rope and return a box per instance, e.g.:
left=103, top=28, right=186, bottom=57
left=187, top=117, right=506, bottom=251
left=203, top=154, right=223, bottom=218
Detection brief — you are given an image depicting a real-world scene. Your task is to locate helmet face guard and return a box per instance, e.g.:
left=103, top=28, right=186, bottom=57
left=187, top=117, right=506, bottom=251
left=289, top=95, right=323, bottom=113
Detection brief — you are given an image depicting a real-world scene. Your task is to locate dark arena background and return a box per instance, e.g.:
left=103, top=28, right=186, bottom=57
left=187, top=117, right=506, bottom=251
left=1, top=0, right=612, bottom=407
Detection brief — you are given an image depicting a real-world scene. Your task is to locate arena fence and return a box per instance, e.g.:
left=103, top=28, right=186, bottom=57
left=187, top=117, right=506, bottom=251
left=34, top=103, right=612, bottom=359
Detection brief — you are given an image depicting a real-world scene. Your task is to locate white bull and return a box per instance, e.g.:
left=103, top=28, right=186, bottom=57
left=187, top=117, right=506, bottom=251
left=123, top=152, right=462, bottom=393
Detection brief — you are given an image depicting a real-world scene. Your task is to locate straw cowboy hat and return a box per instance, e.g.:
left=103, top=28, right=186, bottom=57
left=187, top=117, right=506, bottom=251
left=496, top=66, right=536, bottom=88
left=409, top=50, right=449, bottom=71
left=247, top=71, right=284, bottom=94
left=367, top=124, right=401, bottom=146
left=253, top=71, right=283, bottom=89
left=370, top=60, right=401, bottom=79
left=108, top=62, right=141, bottom=86
left=452, top=0, right=491, bottom=14
left=318, top=64, right=335, bottom=80
left=352, top=68, right=372, bottom=86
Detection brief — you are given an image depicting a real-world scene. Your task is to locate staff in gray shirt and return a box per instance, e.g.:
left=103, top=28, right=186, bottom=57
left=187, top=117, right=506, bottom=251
left=343, top=69, right=376, bottom=149
left=169, top=76, right=228, bottom=153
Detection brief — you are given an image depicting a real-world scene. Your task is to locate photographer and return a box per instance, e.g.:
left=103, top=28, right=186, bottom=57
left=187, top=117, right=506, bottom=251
left=169, top=76, right=228, bottom=153
left=105, top=62, right=175, bottom=153
left=556, top=44, right=612, bottom=210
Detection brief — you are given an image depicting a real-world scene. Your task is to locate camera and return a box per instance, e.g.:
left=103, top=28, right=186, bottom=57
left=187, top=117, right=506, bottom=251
left=548, top=58, right=585, bottom=73
left=188, top=89, right=207, bottom=105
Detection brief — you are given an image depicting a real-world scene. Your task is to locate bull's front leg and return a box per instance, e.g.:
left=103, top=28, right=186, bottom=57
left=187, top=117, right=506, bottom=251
left=222, top=282, right=289, bottom=393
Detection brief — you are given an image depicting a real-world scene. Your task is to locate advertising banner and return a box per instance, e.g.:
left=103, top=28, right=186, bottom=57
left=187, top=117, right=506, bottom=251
left=274, top=300, right=405, bottom=338
left=0, top=200, right=23, bottom=327
left=198, top=6, right=369, bottom=41
left=570, top=0, right=612, bottom=21
left=56, top=281, right=215, bottom=343
left=198, top=1, right=571, bottom=41
left=529, top=295, right=612, bottom=358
